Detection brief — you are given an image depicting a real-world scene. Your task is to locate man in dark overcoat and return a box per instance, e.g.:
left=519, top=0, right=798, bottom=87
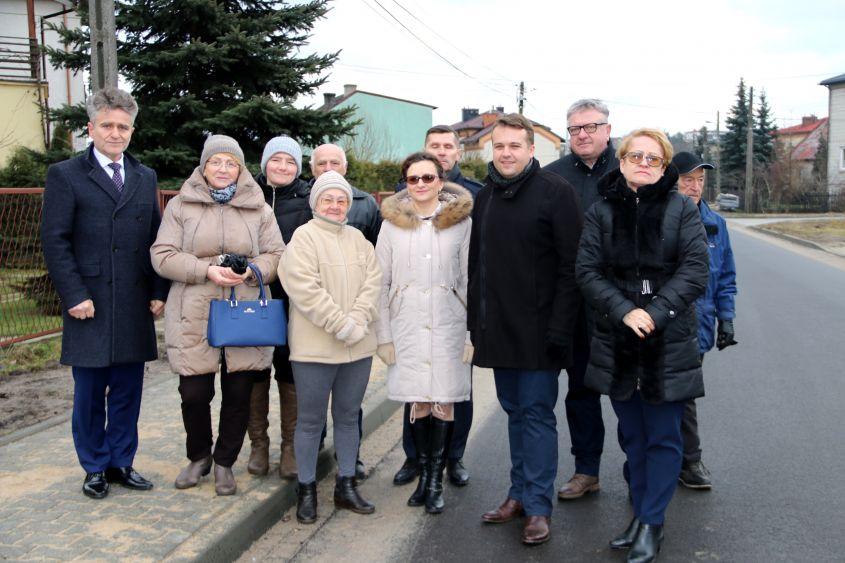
left=392, top=125, right=483, bottom=489
left=41, top=87, right=168, bottom=499
left=543, top=98, right=618, bottom=500
left=468, top=114, right=583, bottom=545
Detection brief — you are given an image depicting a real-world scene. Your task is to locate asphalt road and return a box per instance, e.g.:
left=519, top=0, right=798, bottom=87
left=244, top=227, right=845, bottom=562
left=404, top=227, right=845, bottom=562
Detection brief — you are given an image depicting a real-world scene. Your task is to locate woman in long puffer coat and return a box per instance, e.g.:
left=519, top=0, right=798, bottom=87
left=576, top=128, right=708, bottom=561
left=151, top=135, right=285, bottom=496
left=375, top=152, right=473, bottom=514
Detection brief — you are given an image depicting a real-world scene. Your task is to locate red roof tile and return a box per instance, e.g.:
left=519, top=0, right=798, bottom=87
left=776, top=117, right=827, bottom=136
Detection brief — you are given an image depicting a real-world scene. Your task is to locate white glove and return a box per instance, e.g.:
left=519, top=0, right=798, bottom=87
left=462, top=343, right=474, bottom=364
left=377, top=343, right=396, bottom=366
left=335, top=316, right=357, bottom=341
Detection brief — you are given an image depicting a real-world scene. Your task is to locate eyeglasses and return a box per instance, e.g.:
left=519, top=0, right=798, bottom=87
left=406, top=174, right=439, bottom=185
left=566, top=122, right=607, bottom=135
left=622, top=152, right=665, bottom=168
left=206, top=159, right=240, bottom=170
left=318, top=196, right=349, bottom=207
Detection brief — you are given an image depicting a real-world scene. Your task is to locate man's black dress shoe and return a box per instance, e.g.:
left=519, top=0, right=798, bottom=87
left=83, top=471, right=109, bottom=499
left=447, top=458, right=470, bottom=486
left=393, top=458, right=419, bottom=486
left=106, top=466, right=154, bottom=490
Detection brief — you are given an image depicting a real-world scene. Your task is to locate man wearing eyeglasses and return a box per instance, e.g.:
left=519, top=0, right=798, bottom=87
left=392, top=125, right=482, bottom=490
left=470, top=114, right=582, bottom=545
left=544, top=99, right=618, bottom=502
left=672, top=152, right=737, bottom=491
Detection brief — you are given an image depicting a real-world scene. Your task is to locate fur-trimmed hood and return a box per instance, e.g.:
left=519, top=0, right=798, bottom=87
left=380, top=182, right=473, bottom=231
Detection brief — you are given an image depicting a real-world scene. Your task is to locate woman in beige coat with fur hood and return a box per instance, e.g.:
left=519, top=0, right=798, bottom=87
left=375, top=152, right=473, bottom=514
left=151, top=135, right=284, bottom=496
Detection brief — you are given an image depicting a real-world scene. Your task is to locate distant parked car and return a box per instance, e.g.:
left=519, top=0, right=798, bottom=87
left=715, top=193, right=740, bottom=211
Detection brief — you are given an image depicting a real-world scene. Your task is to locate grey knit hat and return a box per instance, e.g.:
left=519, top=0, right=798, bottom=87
left=261, top=136, right=303, bottom=176
left=200, top=134, right=245, bottom=170
left=309, top=170, right=353, bottom=211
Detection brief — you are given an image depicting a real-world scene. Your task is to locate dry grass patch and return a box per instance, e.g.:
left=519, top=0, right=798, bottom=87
left=759, top=219, right=845, bottom=244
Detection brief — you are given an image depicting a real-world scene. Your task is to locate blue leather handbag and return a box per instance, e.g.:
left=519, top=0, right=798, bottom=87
left=207, top=264, right=287, bottom=347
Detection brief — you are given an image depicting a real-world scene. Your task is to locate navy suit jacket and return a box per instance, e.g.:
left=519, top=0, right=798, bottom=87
left=41, top=145, right=169, bottom=367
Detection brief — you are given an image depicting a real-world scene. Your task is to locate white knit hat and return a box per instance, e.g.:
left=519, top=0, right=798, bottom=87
left=309, top=170, right=353, bottom=211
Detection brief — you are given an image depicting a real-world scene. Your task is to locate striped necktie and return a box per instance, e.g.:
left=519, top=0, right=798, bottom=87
left=108, top=162, right=124, bottom=193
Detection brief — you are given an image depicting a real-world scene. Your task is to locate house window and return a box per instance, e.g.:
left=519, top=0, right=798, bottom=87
left=841, top=147, right=845, bottom=170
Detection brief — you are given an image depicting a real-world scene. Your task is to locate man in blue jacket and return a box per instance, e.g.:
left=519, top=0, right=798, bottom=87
left=392, top=125, right=483, bottom=489
left=41, top=87, right=168, bottom=499
left=672, top=152, right=738, bottom=490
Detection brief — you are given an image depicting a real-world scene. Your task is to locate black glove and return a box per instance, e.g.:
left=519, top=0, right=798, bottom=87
left=219, top=253, right=249, bottom=274
left=716, top=319, right=738, bottom=350
left=545, top=333, right=570, bottom=361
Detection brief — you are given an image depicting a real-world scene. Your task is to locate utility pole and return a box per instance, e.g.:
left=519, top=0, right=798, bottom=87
left=715, top=110, right=721, bottom=200
left=517, top=81, right=525, bottom=115
left=744, top=86, right=754, bottom=213
left=88, top=0, right=118, bottom=91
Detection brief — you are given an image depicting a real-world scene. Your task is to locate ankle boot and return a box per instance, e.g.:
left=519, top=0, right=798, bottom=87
left=407, top=416, right=431, bottom=507
left=174, top=456, right=212, bottom=489
left=296, top=481, right=318, bottom=524
left=278, top=382, right=298, bottom=480
left=425, top=418, right=450, bottom=514
left=610, top=517, right=641, bottom=549
left=214, top=464, right=237, bottom=496
left=246, top=379, right=271, bottom=476
left=628, top=523, right=663, bottom=563
left=333, top=475, right=375, bottom=514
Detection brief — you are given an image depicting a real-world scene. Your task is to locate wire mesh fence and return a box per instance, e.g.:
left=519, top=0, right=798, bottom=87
left=0, top=189, right=180, bottom=349
left=0, top=188, right=62, bottom=348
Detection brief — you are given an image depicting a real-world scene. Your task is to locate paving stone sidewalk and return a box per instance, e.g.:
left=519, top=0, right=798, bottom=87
left=0, top=359, right=392, bottom=561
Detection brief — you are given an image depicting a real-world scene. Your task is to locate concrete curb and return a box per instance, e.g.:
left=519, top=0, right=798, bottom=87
left=163, top=384, right=402, bottom=563
left=747, top=225, right=829, bottom=253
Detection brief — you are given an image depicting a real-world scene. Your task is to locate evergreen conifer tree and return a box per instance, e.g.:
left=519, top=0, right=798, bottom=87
left=753, top=90, right=776, bottom=165
left=45, top=0, right=356, bottom=178
left=720, top=78, right=750, bottom=174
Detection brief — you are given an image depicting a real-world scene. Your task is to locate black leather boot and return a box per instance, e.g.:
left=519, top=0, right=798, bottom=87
left=610, top=517, right=641, bottom=549
left=296, top=481, right=318, bottom=524
left=628, top=523, right=663, bottom=563
left=407, top=416, right=431, bottom=507
left=334, top=475, right=375, bottom=514
left=425, top=418, right=450, bottom=514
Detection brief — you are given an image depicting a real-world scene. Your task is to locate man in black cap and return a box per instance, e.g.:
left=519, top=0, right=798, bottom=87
left=672, top=151, right=738, bottom=490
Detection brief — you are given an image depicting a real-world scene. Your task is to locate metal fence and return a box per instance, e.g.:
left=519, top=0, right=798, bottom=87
left=0, top=188, right=62, bottom=347
left=0, top=189, right=181, bottom=348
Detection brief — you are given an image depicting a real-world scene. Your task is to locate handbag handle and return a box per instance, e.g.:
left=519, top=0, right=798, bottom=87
left=227, top=263, right=268, bottom=306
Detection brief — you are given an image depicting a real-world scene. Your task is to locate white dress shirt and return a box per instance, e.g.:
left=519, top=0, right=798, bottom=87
left=93, top=147, right=126, bottom=184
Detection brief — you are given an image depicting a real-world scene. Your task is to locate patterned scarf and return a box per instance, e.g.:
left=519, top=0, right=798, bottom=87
left=486, top=158, right=539, bottom=188
left=210, top=182, right=237, bottom=204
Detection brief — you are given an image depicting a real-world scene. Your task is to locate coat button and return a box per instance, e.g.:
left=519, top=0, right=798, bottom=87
left=112, top=247, right=118, bottom=252
left=669, top=310, right=676, bottom=318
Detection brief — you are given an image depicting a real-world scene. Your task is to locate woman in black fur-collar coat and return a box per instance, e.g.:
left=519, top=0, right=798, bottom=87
left=576, top=129, right=708, bottom=562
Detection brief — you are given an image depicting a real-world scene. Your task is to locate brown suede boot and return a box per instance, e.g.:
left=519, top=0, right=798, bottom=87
left=278, top=382, right=298, bottom=480
left=246, top=378, right=271, bottom=476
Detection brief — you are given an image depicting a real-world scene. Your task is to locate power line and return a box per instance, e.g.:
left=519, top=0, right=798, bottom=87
left=368, top=0, right=473, bottom=79
left=359, top=0, right=514, bottom=100
left=389, top=0, right=514, bottom=84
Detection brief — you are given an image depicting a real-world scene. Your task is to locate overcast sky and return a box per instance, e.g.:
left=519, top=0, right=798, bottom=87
left=296, top=0, right=844, bottom=140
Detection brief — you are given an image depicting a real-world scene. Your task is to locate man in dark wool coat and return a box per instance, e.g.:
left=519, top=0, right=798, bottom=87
left=41, top=87, right=168, bottom=499
left=468, top=113, right=583, bottom=546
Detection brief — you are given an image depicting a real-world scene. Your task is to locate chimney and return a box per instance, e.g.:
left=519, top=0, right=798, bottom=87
left=481, top=112, right=499, bottom=128
left=801, top=115, right=818, bottom=126
left=462, top=108, right=479, bottom=122
left=343, top=84, right=357, bottom=96
left=495, top=106, right=504, bottom=113
left=323, top=92, right=336, bottom=105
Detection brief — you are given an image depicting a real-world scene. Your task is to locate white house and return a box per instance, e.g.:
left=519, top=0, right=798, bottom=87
left=453, top=108, right=563, bottom=167
left=0, top=0, right=87, bottom=164
left=820, top=73, right=845, bottom=195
